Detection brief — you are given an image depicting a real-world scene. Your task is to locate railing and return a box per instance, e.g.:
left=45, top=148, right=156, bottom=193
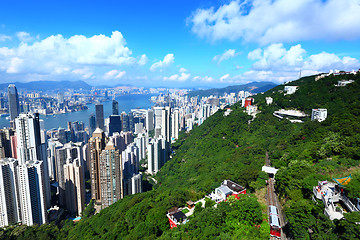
left=341, top=195, right=359, bottom=212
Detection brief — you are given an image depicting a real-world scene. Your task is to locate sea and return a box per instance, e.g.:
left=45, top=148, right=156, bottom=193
left=0, top=94, right=155, bottom=131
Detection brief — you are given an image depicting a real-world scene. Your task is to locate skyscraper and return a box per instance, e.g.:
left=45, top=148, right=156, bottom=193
left=128, top=111, right=135, bottom=132
left=8, top=84, right=20, bottom=123
left=112, top=100, right=119, bottom=115
left=146, top=109, right=154, bottom=131
left=89, top=113, right=96, bottom=134
left=0, top=158, right=20, bottom=228
left=171, top=109, right=179, bottom=140
left=99, top=140, right=123, bottom=207
left=95, top=104, right=104, bottom=130
left=15, top=113, right=50, bottom=208
left=161, top=106, right=172, bottom=142
left=108, top=115, right=121, bottom=136
left=17, top=160, right=47, bottom=226
left=64, top=159, right=85, bottom=216
left=153, top=107, right=164, bottom=129
left=89, top=128, right=107, bottom=204
left=121, top=112, right=129, bottom=132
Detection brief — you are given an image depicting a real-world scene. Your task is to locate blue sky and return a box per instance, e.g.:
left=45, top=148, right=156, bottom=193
left=0, top=0, right=360, bottom=88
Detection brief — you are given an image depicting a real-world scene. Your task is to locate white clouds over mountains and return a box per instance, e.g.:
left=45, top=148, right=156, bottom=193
left=188, top=0, right=360, bottom=44
left=234, top=43, right=360, bottom=83
left=248, top=43, right=359, bottom=74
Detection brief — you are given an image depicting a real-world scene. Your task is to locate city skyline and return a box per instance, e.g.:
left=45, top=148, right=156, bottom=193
left=0, top=0, right=359, bottom=88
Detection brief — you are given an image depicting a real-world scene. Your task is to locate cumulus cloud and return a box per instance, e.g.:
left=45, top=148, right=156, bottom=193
left=150, top=54, right=175, bottom=71
left=138, top=54, right=148, bottom=66
left=104, top=70, right=126, bottom=79
left=248, top=43, right=359, bottom=74
left=192, top=76, right=214, bottom=82
left=163, top=72, right=190, bottom=82
left=179, top=67, right=187, bottom=73
left=188, top=0, right=360, bottom=44
left=0, top=31, right=144, bottom=79
left=248, top=43, right=305, bottom=71
left=16, top=32, right=33, bottom=42
left=0, top=34, right=11, bottom=42
left=71, top=67, right=94, bottom=79
left=220, top=74, right=230, bottom=82
left=213, top=49, right=239, bottom=63
left=239, top=43, right=360, bottom=83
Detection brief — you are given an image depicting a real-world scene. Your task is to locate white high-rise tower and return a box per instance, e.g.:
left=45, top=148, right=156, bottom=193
left=15, top=113, right=50, bottom=208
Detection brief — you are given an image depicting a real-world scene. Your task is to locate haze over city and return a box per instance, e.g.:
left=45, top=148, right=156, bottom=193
left=0, top=0, right=360, bottom=88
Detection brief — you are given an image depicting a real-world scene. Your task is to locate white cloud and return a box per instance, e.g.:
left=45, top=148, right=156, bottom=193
left=163, top=72, right=190, bottom=82
left=192, top=76, right=214, bottom=82
left=71, top=67, right=94, bottom=79
left=213, top=49, right=239, bottom=63
left=188, top=0, right=360, bottom=44
left=104, top=70, right=126, bottom=79
left=0, top=34, right=11, bottom=42
left=138, top=54, right=148, bottom=66
left=248, top=43, right=359, bottom=74
left=179, top=67, right=187, bottom=73
left=220, top=74, right=230, bottom=82
left=0, top=31, right=146, bottom=81
left=16, top=32, right=33, bottom=42
left=248, top=43, right=305, bottom=71
left=238, top=43, right=360, bottom=83
left=150, top=54, right=175, bottom=71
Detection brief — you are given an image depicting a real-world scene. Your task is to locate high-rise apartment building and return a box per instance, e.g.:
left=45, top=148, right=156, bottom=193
left=161, top=106, right=171, bottom=142
left=64, top=159, right=85, bottom=216
left=171, top=109, right=179, bottom=141
left=15, top=113, right=50, bottom=208
left=89, top=128, right=107, bottom=204
left=146, top=109, right=154, bottom=131
left=0, top=158, right=20, bottom=228
left=17, top=160, right=47, bottom=226
left=99, top=140, right=123, bottom=207
left=153, top=107, right=164, bottom=129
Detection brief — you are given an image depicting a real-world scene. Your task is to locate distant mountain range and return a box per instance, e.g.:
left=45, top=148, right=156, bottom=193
left=0, top=80, right=92, bottom=92
left=187, top=81, right=278, bottom=97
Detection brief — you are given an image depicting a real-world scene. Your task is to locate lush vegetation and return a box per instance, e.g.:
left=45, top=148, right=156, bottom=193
left=2, top=72, right=360, bottom=239
left=187, top=81, right=277, bottom=98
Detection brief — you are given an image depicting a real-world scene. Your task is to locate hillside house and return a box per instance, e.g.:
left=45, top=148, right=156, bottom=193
left=311, top=109, right=327, bottom=122
left=284, top=86, right=298, bottom=95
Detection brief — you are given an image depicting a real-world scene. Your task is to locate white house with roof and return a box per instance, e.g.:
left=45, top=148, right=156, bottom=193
left=265, top=97, right=273, bottom=105
left=284, top=86, right=298, bottom=95
left=336, top=80, right=354, bottom=87
left=311, top=109, right=327, bottom=122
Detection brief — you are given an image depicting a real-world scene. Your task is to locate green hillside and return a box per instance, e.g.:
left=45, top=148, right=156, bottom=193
left=187, top=81, right=277, bottom=98
left=2, top=72, right=360, bottom=239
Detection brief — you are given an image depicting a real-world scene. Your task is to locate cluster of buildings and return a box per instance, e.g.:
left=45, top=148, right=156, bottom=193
left=315, top=69, right=360, bottom=81
left=1, top=84, right=88, bottom=119
left=167, top=180, right=247, bottom=229
left=0, top=83, right=254, bottom=229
